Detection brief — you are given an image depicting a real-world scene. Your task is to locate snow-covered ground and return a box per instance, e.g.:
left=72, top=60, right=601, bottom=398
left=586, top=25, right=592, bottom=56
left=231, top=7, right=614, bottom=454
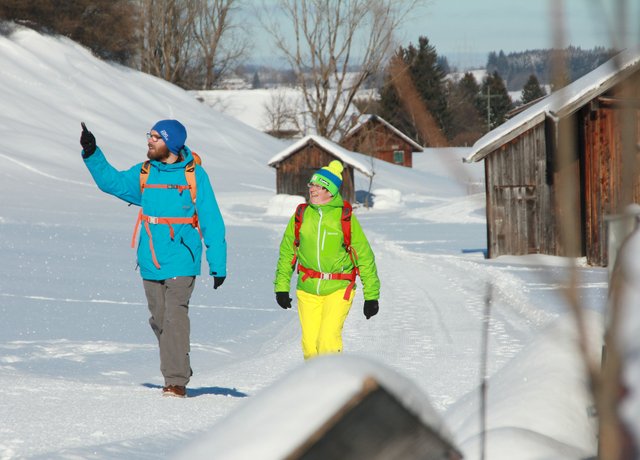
left=0, top=26, right=612, bottom=459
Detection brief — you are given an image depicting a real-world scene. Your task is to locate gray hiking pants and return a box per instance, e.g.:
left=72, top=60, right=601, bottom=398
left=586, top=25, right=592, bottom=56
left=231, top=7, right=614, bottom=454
left=143, top=276, right=196, bottom=387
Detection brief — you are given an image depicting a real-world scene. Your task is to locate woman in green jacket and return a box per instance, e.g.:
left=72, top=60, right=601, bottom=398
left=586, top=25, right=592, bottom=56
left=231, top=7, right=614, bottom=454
left=274, top=160, right=380, bottom=359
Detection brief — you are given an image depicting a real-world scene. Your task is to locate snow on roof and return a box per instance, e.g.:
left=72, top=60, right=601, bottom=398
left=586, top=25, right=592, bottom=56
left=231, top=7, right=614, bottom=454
left=176, top=355, right=456, bottom=460
left=345, top=114, right=424, bottom=151
left=268, top=134, right=374, bottom=177
left=465, top=47, right=640, bottom=163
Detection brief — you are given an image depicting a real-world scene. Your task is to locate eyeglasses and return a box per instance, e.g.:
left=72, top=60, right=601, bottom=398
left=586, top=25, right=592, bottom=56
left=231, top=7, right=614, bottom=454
left=308, top=183, right=327, bottom=191
left=146, top=132, right=163, bottom=142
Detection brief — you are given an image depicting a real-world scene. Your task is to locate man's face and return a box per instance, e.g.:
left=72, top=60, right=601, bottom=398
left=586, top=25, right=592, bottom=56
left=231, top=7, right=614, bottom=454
left=308, top=183, right=332, bottom=204
left=147, top=130, right=171, bottom=162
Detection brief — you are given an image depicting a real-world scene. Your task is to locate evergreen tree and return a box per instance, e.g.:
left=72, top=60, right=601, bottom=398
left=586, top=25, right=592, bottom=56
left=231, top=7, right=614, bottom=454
left=446, top=72, right=485, bottom=145
left=378, top=68, right=415, bottom=138
left=479, top=71, right=513, bottom=130
left=251, top=72, right=262, bottom=89
left=437, top=55, right=451, bottom=75
left=378, top=36, right=451, bottom=144
left=521, top=74, right=546, bottom=104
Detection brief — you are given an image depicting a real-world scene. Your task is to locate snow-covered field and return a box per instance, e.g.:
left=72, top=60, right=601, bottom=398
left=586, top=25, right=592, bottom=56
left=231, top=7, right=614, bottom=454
left=0, top=26, right=610, bottom=459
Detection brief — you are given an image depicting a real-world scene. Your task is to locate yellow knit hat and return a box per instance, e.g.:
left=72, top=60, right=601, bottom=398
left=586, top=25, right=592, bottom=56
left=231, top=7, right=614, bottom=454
left=309, top=160, right=344, bottom=196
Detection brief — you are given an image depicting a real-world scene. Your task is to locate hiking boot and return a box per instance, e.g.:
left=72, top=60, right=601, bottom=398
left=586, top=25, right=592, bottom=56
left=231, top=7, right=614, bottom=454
left=162, top=385, right=187, bottom=398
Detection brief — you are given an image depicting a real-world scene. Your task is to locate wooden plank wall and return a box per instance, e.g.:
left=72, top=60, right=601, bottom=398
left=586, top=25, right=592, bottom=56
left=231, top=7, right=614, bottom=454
left=485, top=123, right=554, bottom=258
left=276, top=144, right=355, bottom=201
left=484, top=71, right=640, bottom=265
left=342, top=122, right=414, bottom=167
left=583, top=75, right=640, bottom=266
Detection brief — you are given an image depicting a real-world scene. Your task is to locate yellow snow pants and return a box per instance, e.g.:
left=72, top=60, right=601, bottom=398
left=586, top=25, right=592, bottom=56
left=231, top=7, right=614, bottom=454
left=296, top=288, right=354, bottom=360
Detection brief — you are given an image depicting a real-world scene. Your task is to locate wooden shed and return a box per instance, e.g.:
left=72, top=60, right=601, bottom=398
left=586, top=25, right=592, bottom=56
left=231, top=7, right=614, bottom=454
left=465, top=49, right=640, bottom=266
left=340, top=114, right=423, bottom=168
left=268, top=135, right=374, bottom=202
left=174, top=355, right=463, bottom=460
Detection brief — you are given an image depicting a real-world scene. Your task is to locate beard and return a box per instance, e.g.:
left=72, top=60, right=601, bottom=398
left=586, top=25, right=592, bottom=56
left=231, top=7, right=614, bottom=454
left=147, top=146, right=171, bottom=162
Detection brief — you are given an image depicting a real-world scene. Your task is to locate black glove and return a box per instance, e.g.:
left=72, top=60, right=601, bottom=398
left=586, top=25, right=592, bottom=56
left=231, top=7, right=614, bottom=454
left=276, top=292, right=292, bottom=309
left=80, top=122, right=96, bottom=158
left=213, top=276, right=226, bottom=290
left=364, top=300, right=379, bottom=319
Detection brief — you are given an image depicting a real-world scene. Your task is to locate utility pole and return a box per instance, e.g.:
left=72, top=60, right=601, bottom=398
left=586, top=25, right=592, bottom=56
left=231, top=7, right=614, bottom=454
left=486, top=86, right=491, bottom=131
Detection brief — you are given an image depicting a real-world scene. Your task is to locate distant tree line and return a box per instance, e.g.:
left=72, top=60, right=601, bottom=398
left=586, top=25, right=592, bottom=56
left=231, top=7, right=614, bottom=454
left=487, top=46, right=615, bottom=91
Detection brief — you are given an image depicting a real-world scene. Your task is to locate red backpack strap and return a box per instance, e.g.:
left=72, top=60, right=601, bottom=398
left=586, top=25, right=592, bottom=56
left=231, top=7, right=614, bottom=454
left=291, top=203, right=308, bottom=267
left=341, top=201, right=358, bottom=300
left=341, top=201, right=352, bottom=250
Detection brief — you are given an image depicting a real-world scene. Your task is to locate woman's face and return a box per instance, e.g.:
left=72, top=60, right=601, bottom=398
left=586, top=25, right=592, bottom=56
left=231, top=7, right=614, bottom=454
left=308, top=183, right=332, bottom=205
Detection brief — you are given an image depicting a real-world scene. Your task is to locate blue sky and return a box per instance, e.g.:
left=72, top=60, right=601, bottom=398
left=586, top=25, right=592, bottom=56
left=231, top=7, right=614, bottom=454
left=247, top=0, right=640, bottom=70
left=401, top=0, right=640, bottom=68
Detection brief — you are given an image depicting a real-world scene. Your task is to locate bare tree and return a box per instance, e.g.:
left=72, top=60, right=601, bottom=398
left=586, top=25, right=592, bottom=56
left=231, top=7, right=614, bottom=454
left=261, top=0, right=423, bottom=140
left=139, top=0, right=246, bottom=89
left=263, top=89, right=300, bottom=138
left=139, top=0, right=197, bottom=87
left=191, top=0, right=249, bottom=89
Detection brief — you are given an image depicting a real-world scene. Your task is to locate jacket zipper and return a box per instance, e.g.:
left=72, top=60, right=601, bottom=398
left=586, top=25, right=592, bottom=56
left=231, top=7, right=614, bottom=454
left=316, top=208, right=323, bottom=295
left=180, top=237, right=195, bottom=262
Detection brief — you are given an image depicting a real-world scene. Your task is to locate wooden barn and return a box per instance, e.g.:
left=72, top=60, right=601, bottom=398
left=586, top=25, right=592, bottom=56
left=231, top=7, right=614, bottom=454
left=340, top=114, right=423, bottom=168
left=175, top=355, right=463, bottom=459
left=465, top=49, right=640, bottom=266
left=268, top=135, right=373, bottom=202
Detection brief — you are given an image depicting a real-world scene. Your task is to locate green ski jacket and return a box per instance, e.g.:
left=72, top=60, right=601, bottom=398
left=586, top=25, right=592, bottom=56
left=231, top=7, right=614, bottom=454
left=274, top=194, right=380, bottom=300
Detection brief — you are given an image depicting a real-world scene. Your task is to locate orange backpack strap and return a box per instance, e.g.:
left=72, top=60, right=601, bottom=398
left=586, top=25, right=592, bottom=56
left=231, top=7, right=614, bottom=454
left=139, top=160, right=151, bottom=194
left=131, top=159, right=201, bottom=267
left=185, top=159, right=197, bottom=204
left=132, top=161, right=152, bottom=250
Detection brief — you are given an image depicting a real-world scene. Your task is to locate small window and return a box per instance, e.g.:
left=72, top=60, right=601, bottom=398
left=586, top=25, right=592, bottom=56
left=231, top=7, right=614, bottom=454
left=393, top=150, right=404, bottom=164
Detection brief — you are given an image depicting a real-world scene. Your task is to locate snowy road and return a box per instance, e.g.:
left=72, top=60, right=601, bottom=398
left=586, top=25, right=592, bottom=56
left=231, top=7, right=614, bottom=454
left=0, top=189, right=607, bottom=459
left=0, top=26, right=608, bottom=458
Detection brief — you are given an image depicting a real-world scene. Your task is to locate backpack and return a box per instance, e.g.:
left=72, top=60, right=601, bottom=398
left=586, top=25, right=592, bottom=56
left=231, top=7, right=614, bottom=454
left=138, top=151, right=201, bottom=203
left=291, top=201, right=359, bottom=300
left=131, top=152, right=203, bottom=269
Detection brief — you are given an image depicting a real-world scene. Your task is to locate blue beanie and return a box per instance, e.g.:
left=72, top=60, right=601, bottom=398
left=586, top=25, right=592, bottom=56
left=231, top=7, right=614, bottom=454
left=309, top=160, right=344, bottom=196
left=151, top=119, right=187, bottom=154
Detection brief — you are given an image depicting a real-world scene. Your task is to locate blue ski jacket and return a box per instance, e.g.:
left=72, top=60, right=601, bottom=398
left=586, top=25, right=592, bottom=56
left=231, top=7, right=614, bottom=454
left=83, top=146, right=226, bottom=281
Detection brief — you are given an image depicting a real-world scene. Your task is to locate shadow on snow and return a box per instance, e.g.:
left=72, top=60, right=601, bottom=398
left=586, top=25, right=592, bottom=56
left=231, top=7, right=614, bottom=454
left=141, top=383, right=248, bottom=398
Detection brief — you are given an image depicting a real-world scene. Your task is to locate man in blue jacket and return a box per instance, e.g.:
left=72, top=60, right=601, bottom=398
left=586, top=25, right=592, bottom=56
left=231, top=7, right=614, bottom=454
left=80, top=119, right=227, bottom=398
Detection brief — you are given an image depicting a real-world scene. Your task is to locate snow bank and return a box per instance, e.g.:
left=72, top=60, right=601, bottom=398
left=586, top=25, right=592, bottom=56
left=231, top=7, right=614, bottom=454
left=264, top=194, right=305, bottom=217
left=370, top=188, right=403, bottom=210
left=445, top=311, right=602, bottom=459
left=612, top=224, right=640, bottom=447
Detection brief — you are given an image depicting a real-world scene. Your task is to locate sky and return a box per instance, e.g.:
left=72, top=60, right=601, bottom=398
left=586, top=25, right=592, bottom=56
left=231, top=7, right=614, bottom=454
left=402, top=0, right=640, bottom=68
left=247, top=0, right=640, bottom=70
left=0, top=24, right=638, bottom=459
